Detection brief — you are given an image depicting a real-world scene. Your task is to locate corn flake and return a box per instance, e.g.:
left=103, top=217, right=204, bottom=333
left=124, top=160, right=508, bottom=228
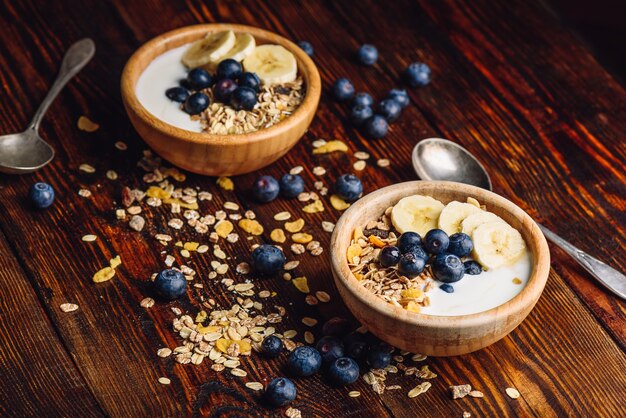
left=330, top=194, right=350, bottom=211
left=292, top=277, right=310, bottom=293
left=270, top=228, right=286, bottom=243
left=346, top=244, right=362, bottom=263
left=285, top=218, right=305, bottom=233
left=312, top=140, right=348, bottom=154
left=217, top=176, right=234, bottom=190
left=353, top=227, right=364, bottom=241
left=215, top=220, right=234, bottom=238
left=292, top=233, right=313, bottom=244
left=302, top=200, right=324, bottom=213
left=238, top=219, right=264, bottom=235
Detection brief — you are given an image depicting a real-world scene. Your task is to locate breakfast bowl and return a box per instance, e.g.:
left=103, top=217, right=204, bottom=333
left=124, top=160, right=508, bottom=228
left=121, top=24, right=321, bottom=176
left=330, top=181, right=550, bottom=356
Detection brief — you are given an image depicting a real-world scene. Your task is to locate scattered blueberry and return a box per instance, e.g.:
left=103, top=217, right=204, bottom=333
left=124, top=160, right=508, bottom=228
left=379, top=246, right=401, bottom=267
left=404, top=62, right=431, bottom=87
left=29, top=182, right=55, bottom=209
left=230, top=86, right=257, bottom=110
left=179, top=78, right=194, bottom=91
left=448, top=233, right=473, bottom=257
left=237, top=72, right=261, bottom=92
left=316, top=336, right=345, bottom=365
left=331, top=78, right=355, bottom=102
left=183, top=92, right=209, bottom=115
left=288, top=346, right=322, bottom=377
left=352, top=92, right=374, bottom=107
left=387, top=88, right=410, bottom=108
left=216, top=58, right=242, bottom=80
left=440, top=283, right=455, bottom=293
left=154, top=269, right=187, bottom=300
left=279, top=174, right=305, bottom=198
left=265, top=377, right=296, bottom=407
left=350, top=105, right=374, bottom=126
left=186, top=68, right=213, bottom=90
left=362, top=115, right=389, bottom=139
left=464, top=260, right=483, bottom=275
left=343, top=332, right=369, bottom=362
left=367, top=343, right=392, bottom=369
left=261, top=335, right=284, bottom=358
left=327, top=357, right=360, bottom=386
left=397, top=232, right=422, bottom=253
left=432, top=253, right=465, bottom=283
left=165, top=86, right=190, bottom=103
left=252, top=175, right=280, bottom=203
left=424, top=229, right=449, bottom=255
left=398, top=252, right=426, bottom=277
left=297, top=40, right=314, bottom=56
left=376, top=99, right=402, bottom=122
left=213, top=78, right=238, bottom=103
left=333, top=174, right=363, bottom=202
left=357, top=44, right=378, bottom=66
left=321, top=317, right=351, bottom=337
left=250, top=244, right=285, bottom=276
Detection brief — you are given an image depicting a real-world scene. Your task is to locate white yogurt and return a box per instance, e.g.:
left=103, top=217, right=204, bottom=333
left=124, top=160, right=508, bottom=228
left=135, top=45, right=202, bottom=132
left=420, top=251, right=532, bottom=316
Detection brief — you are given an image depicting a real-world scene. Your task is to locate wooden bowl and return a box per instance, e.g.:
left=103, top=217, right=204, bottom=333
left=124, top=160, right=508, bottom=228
left=121, top=24, right=321, bottom=176
left=330, top=181, right=550, bottom=356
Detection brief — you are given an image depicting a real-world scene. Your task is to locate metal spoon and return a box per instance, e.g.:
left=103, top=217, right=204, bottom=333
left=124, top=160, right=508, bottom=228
left=413, top=137, right=626, bottom=300
left=0, top=38, right=95, bottom=174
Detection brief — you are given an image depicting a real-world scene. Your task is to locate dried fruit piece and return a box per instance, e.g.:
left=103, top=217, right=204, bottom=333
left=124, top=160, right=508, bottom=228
left=292, top=276, right=310, bottom=293
left=312, top=140, right=349, bottom=154
left=238, top=219, right=264, bottom=235
left=284, top=218, right=305, bottom=233
left=77, top=116, right=99, bottom=132
left=146, top=186, right=172, bottom=199
left=330, top=194, right=350, bottom=211
left=93, top=266, right=116, bottom=283
left=302, top=200, right=324, bottom=213
left=368, top=235, right=386, bottom=248
left=270, top=228, right=286, bottom=243
left=217, top=176, right=234, bottom=190
left=292, top=233, right=313, bottom=244
left=215, top=220, right=234, bottom=238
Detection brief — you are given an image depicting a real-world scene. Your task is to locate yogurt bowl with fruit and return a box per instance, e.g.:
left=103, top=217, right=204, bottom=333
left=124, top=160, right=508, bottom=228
left=121, top=24, right=321, bottom=176
left=330, top=181, right=550, bottom=356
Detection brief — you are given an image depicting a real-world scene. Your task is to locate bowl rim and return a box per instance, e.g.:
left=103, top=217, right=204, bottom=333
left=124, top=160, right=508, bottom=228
left=330, top=180, right=550, bottom=329
left=120, top=23, right=321, bottom=146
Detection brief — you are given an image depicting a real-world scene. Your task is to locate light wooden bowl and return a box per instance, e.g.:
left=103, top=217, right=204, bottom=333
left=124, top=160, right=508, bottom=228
left=121, top=24, right=321, bottom=176
left=330, top=181, right=550, bottom=356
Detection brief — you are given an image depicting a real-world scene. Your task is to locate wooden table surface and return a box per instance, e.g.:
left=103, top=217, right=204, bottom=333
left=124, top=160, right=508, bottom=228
left=1, top=1, right=624, bottom=417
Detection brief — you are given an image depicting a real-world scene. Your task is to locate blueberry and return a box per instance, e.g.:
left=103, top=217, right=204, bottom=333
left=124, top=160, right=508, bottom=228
left=397, top=252, right=426, bottom=277
left=397, top=232, right=422, bottom=253
left=213, top=78, right=238, bottom=103
left=29, top=182, right=55, bottom=209
left=357, top=44, right=378, bottom=66
left=321, top=317, right=350, bottom=337
left=376, top=99, right=402, bottom=122
left=367, top=343, right=392, bottom=369
left=440, top=283, right=454, bottom=293
left=297, top=40, right=314, bottom=56
left=432, top=253, right=465, bottom=283
left=154, top=269, right=187, bottom=300
left=265, top=377, right=296, bottom=407
left=216, top=58, right=242, bottom=80
left=250, top=244, right=286, bottom=276
left=407, top=245, right=428, bottom=261
left=316, top=336, right=345, bottom=366
left=183, top=92, right=209, bottom=115
left=331, top=78, right=355, bottom=102
left=279, top=174, right=305, bottom=198
left=165, top=86, right=190, bottom=103
left=261, top=335, right=283, bottom=358
left=186, top=68, right=213, bottom=90
left=387, top=88, right=410, bottom=108
left=252, top=175, right=280, bottom=203
left=288, top=346, right=322, bottom=377
left=230, top=86, right=257, bottom=110
left=423, top=229, right=449, bottom=255
left=333, top=174, right=363, bottom=202
left=343, top=332, right=369, bottom=362
left=237, top=72, right=261, bottom=92
left=464, top=260, right=483, bottom=275
left=362, top=115, right=389, bottom=139
left=448, top=233, right=473, bottom=257
left=352, top=92, right=374, bottom=108
left=350, top=105, right=373, bottom=126
left=379, top=246, right=400, bottom=267
left=404, top=62, right=431, bottom=87
left=327, top=357, right=360, bottom=386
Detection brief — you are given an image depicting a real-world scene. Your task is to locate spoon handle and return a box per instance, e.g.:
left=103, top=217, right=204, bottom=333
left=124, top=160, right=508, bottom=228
left=29, top=38, right=95, bottom=131
left=537, top=223, right=626, bottom=299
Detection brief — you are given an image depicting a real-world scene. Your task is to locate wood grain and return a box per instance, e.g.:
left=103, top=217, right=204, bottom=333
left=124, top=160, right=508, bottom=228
left=0, top=0, right=624, bottom=417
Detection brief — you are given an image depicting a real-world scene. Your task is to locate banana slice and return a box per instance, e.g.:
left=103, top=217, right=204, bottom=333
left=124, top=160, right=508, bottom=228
left=222, top=33, right=256, bottom=62
left=243, top=44, right=297, bottom=85
left=471, top=221, right=526, bottom=269
left=438, top=201, right=482, bottom=235
left=182, top=30, right=236, bottom=68
left=391, top=195, right=445, bottom=236
left=461, top=211, right=505, bottom=235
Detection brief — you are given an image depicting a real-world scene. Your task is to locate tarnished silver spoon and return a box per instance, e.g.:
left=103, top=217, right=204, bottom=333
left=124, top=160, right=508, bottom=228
left=412, top=137, right=626, bottom=300
left=0, top=38, right=95, bottom=174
